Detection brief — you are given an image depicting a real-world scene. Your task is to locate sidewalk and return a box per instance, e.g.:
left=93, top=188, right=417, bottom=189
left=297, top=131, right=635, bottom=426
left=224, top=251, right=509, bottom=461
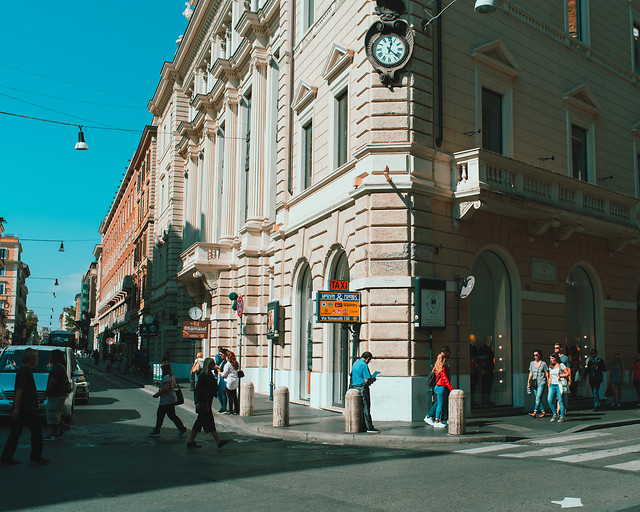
left=84, top=359, right=640, bottom=447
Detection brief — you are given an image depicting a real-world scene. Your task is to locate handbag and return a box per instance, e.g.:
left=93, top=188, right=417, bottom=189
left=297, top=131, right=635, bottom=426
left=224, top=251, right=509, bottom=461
left=237, top=370, right=245, bottom=378
left=173, top=377, right=185, bottom=405
left=604, top=384, right=612, bottom=398
left=558, top=377, right=569, bottom=394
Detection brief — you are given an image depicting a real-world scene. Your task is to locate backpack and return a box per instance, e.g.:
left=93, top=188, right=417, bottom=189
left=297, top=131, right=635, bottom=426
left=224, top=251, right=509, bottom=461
left=428, top=371, right=437, bottom=388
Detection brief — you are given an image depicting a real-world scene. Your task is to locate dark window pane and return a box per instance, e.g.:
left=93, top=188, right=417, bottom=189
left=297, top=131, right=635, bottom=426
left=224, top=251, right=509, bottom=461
left=634, top=25, right=640, bottom=73
left=336, top=90, right=348, bottom=167
left=571, top=124, right=588, bottom=182
left=482, top=88, right=503, bottom=154
left=303, top=121, right=313, bottom=189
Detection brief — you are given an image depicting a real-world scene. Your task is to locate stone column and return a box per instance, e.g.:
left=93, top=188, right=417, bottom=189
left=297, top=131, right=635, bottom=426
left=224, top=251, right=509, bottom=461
left=240, top=380, right=254, bottom=416
left=345, top=388, right=364, bottom=433
left=220, top=89, right=238, bottom=243
left=273, top=386, right=289, bottom=427
left=246, top=53, right=268, bottom=223
left=448, top=389, right=466, bottom=435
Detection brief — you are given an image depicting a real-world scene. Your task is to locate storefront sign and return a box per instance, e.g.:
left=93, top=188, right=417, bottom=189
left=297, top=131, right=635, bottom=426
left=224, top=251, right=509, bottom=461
left=414, top=277, right=446, bottom=330
left=532, top=258, right=556, bottom=284
left=182, top=320, right=208, bottom=339
left=316, top=291, right=361, bottom=323
left=267, top=300, right=279, bottom=339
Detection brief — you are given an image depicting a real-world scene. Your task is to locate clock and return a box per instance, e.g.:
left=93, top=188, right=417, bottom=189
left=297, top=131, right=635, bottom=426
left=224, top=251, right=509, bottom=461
left=188, top=306, right=203, bottom=320
left=143, top=314, right=155, bottom=325
left=373, top=34, right=407, bottom=67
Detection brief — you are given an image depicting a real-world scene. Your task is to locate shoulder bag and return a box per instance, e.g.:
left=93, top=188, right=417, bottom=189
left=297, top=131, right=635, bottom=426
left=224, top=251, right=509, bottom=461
left=173, top=376, right=185, bottom=405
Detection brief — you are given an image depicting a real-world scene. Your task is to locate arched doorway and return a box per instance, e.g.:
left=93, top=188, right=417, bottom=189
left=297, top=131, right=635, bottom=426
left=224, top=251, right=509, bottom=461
left=469, top=251, right=513, bottom=407
left=296, top=264, right=313, bottom=401
left=330, top=251, right=350, bottom=407
left=565, top=266, right=597, bottom=371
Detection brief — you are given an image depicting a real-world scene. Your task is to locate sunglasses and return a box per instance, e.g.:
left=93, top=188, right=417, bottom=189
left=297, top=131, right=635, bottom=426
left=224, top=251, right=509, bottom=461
left=533, top=353, right=540, bottom=357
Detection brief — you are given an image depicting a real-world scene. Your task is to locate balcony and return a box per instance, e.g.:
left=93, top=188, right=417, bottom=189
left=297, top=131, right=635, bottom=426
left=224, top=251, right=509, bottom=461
left=177, top=242, right=233, bottom=286
left=451, top=149, right=639, bottom=249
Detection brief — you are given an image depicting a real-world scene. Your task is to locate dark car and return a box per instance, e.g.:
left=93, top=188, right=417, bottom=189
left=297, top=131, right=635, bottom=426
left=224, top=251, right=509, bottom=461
left=73, top=362, right=90, bottom=404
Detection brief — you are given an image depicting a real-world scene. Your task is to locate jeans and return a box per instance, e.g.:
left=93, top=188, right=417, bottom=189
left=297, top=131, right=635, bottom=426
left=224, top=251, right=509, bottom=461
left=350, top=384, right=374, bottom=430
left=226, top=388, right=239, bottom=414
left=533, top=384, right=546, bottom=413
left=154, top=404, right=186, bottom=433
left=591, top=383, right=601, bottom=409
left=547, top=384, right=565, bottom=418
left=427, top=385, right=448, bottom=421
left=217, top=377, right=227, bottom=410
left=1, top=411, right=43, bottom=462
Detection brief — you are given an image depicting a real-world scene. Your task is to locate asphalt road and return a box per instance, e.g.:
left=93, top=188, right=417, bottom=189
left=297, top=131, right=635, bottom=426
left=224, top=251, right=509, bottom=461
left=1, top=368, right=639, bottom=512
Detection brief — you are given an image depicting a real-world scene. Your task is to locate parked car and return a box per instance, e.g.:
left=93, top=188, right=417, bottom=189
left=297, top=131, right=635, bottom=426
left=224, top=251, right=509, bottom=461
left=73, top=362, right=90, bottom=404
left=0, top=345, right=76, bottom=416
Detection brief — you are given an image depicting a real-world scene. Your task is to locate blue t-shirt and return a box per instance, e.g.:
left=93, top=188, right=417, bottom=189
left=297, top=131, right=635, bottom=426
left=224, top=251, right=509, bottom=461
left=351, top=358, right=371, bottom=386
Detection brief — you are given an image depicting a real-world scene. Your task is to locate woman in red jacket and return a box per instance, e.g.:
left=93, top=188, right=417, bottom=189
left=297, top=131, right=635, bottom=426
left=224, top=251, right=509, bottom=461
left=424, top=347, right=454, bottom=429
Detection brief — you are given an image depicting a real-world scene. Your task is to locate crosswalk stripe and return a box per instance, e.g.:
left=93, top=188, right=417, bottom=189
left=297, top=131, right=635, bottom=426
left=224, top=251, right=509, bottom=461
left=529, top=432, right=611, bottom=445
left=605, top=460, right=640, bottom=472
left=500, top=447, right=570, bottom=458
left=551, top=444, right=640, bottom=463
left=454, top=444, right=515, bottom=454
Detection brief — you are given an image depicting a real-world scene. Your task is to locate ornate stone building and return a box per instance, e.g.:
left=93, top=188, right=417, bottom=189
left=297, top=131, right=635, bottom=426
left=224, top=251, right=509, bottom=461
left=141, top=0, right=640, bottom=419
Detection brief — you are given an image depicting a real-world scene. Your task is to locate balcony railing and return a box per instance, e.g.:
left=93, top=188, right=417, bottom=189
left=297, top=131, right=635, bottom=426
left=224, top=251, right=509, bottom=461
left=452, top=149, right=638, bottom=230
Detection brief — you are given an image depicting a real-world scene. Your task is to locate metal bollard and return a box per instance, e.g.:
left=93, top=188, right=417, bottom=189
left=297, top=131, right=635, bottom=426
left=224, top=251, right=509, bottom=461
left=345, top=388, right=365, bottom=433
left=273, top=386, right=289, bottom=427
left=240, top=380, right=254, bottom=416
left=448, top=389, right=466, bottom=435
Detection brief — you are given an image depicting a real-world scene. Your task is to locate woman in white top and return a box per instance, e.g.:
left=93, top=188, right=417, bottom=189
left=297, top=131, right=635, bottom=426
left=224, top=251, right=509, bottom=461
left=547, top=353, right=570, bottom=422
left=220, top=351, right=239, bottom=415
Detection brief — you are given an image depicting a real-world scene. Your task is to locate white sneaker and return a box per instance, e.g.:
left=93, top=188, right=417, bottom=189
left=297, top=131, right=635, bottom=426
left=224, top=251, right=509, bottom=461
left=433, top=421, right=446, bottom=429
left=424, top=416, right=434, bottom=425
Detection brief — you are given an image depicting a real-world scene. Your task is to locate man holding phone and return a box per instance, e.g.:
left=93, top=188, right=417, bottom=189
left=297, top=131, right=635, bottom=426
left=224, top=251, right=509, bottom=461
left=349, top=351, right=379, bottom=433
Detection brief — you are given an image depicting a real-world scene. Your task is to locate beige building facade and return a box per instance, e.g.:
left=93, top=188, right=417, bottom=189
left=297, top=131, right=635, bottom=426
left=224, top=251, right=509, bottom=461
left=142, top=0, right=640, bottom=419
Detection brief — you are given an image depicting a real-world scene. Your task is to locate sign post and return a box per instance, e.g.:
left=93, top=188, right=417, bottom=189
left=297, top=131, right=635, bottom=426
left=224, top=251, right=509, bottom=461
left=236, top=296, right=243, bottom=371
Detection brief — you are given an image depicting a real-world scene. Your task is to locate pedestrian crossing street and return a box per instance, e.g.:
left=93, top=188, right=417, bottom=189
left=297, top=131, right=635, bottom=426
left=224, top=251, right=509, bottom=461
left=453, top=432, right=640, bottom=472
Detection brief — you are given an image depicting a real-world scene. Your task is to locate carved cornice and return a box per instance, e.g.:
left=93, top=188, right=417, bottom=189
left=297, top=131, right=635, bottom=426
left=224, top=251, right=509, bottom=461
left=552, top=224, right=584, bottom=247
left=452, top=200, right=483, bottom=229
left=528, top=218, right=560, bottom=241
left=322, top=44, right=354, bottom=82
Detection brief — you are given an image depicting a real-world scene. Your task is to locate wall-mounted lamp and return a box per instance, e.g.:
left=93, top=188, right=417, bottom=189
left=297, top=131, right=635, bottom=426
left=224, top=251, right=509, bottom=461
left=423, top=0, right=496, bottom=30
left=538, top=156, right=555, bottom=161
left=598, top=175, right=614, bottom=181
left=59, top=241, right=65, bottom=252
left=75, top=126, right=88, bottom=150
left=463, top=128, right=481, bottom=136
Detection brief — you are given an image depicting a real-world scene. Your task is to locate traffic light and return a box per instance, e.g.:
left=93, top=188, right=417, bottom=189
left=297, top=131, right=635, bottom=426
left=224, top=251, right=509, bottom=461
left=228, top=292, right=238, bottom=311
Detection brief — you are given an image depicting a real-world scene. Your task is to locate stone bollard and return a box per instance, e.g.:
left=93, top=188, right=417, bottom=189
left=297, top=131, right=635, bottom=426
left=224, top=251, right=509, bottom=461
left=273, top=386, right=290, bottom=427
left=345, top=388, right=365, bottom=433
left=448, top=389, right=466, bottom=435
left=240, top=380, right=254, bottom=416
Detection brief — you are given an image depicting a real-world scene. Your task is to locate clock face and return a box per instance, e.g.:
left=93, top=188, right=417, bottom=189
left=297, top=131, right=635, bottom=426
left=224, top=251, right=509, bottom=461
left=373, top=34, right=407, bottom=67
left=188, top=307, right=203, bottom=320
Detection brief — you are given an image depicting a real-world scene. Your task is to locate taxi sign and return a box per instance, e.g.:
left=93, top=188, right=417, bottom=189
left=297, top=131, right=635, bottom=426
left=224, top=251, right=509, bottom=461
left=329, top=280, right=349, bottom=291
left=316, top=290, right=361, bottom=323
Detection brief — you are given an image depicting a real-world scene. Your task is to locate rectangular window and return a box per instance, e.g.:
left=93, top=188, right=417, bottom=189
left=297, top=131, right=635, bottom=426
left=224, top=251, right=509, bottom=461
left=482, top=88, right=503, bottom=154
left=303, top=121, right=313, bottom=189
left=571, top=125, right=588, bottom=181
left=304, top=0, right=315, bottom=31
left=634, top=24, right=640, bottom=73
left=0, top=248, right=6, bottom=260
left=0, top=283, right=5, bottom=295
left=336, top=90, right=348, bottom=167
left=0, top=267, right=5, bottom=276
left=567, top=0, right=582, bottom=39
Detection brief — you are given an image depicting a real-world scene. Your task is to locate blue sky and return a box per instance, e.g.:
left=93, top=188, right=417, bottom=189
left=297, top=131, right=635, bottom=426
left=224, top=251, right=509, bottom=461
left=1, top=2, right=189, bottom=329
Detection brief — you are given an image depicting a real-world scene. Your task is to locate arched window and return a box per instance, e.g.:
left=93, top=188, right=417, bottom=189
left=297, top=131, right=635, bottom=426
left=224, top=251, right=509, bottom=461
left=565, top=266, right=596, bottom=369
left=330, top=251, right=350, bottom=406
left=297, top=264, right=313, bottom=400
left=469, top=251, right=513, bottom=407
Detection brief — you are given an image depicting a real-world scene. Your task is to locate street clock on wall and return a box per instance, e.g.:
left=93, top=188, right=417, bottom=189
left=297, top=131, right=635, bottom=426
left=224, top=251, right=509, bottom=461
left=365, top=0, right=414, bottom=88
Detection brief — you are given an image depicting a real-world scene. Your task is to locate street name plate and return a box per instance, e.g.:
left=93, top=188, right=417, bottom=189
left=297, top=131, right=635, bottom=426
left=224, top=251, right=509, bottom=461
left=316, top=291, right=361, bottom=323
left=182, top=320, right=208, bottom=339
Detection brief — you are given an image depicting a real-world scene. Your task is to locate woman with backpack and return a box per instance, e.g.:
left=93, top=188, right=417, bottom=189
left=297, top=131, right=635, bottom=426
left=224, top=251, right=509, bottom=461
left=423, top=346, right=453, bottom=429
left=186, top=358, right=229, bottom=449
left=147, top=362, right=187, bottom=438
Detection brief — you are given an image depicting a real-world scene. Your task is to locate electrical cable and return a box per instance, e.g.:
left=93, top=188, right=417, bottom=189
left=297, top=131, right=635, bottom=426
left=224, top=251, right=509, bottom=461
left=0, top=84, right=146, bottom=109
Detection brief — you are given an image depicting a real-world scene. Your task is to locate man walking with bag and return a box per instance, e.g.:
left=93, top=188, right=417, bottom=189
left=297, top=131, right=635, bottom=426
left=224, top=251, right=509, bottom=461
left=586, top=349, right=606, bottom=411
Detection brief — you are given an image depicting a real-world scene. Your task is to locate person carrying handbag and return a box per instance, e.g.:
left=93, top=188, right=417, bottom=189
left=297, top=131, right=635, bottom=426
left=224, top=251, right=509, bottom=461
left=147, top=362, right=187, bottom=438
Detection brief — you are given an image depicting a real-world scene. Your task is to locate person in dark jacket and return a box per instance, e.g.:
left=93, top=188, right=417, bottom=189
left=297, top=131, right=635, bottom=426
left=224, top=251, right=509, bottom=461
left=186, top=358, right=229, bottom=449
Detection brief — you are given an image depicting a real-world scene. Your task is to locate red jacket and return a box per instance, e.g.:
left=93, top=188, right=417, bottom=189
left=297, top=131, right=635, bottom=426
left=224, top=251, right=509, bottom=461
left=436, top=366, right=453, bottom=391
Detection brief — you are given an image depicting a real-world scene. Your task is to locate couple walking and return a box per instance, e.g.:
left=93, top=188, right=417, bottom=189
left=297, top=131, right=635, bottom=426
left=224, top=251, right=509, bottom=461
left=527, top=351, right=568, bottom=422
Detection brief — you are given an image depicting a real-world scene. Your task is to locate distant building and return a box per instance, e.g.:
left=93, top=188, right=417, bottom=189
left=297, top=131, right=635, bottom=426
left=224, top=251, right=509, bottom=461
left=0, top=235, right=30, bottom=346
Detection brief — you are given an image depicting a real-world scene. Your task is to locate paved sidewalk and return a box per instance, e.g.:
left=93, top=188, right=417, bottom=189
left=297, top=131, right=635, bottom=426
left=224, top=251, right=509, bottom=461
left=84, top=359, right=640, bottom=447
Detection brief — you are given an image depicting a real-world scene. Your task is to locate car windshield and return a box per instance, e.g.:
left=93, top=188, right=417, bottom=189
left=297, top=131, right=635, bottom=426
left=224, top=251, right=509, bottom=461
left=0, top=349, right=64, bottom=373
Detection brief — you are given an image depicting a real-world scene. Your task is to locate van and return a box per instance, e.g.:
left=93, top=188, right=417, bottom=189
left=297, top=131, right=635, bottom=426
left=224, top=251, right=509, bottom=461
left=0, top=345, right=77, bottom=417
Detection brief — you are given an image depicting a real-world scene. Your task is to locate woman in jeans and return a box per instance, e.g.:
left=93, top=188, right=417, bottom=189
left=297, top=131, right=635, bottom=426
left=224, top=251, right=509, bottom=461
left=527, top=350, right=549, bottom=418
left=220, top=351, right=239, bottom=415
left=547, top=353, right=570, bottom=423
left=147, top=362, right=187, bottom=437
left=424, top=348, right=453, bottom=429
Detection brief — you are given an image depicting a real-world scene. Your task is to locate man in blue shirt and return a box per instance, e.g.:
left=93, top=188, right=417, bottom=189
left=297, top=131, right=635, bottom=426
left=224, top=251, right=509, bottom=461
left=349, top=351, right=378, bottom=433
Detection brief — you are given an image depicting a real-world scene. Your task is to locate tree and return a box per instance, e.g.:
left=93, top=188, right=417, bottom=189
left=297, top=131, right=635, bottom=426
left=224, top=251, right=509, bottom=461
left=24, top=310, right=38, bottom=344
left=64, top=306, right=77, bottom=332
